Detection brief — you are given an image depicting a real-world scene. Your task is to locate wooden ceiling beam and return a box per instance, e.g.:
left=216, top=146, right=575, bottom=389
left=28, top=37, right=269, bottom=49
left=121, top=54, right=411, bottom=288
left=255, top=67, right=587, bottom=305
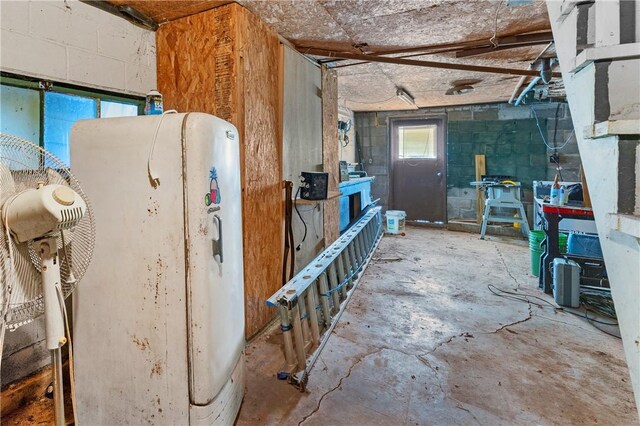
left=455, top=41, right=552, bottom=58
left=298, top=48, right=561, bottom=77
left=367, top=31, right=554, bottom=57
left=318, top=31, right=554, bottom=65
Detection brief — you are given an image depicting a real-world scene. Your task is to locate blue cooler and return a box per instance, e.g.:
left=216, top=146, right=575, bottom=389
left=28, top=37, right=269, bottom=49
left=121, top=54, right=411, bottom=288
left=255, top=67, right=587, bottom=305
left=567, top=232, right=603, bottom=258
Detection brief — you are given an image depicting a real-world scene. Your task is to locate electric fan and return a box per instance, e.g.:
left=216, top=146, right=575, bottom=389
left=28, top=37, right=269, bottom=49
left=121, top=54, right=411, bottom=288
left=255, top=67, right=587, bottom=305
left=0, top=133, right=95, bottom=425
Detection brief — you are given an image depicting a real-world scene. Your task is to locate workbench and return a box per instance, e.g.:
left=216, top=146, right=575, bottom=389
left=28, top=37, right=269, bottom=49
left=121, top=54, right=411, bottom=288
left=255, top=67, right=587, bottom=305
left=539, top=203, right=595, bottom=293
left=338, top=177, right=375, bottom=232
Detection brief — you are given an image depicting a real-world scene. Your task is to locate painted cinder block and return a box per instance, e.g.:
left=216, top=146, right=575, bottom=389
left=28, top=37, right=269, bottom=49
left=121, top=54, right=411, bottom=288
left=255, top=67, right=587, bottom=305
left=0, top=28, right=67, bottom=81
left=29, top=1, right=98, bottom=52
left=0, top=0, right=156, bottom=95
left=0, top=1, right=30, bottom=33
left=68, top=47, right=126, bottom=90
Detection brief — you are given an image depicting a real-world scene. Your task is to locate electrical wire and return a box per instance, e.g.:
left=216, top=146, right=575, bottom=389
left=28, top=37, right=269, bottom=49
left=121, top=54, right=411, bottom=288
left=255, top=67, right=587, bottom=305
left=56, top=284, right=78, bottom=425
left=489, top=1, right=504, bottom=48
left=487, top=284, right=620, bottom=338
left=531, top=106, right=575, bottom=151
left=487, top=284, right=558, bottom=309
left=294, top=186, right=307, bottom=251
left=147, top=110, right=178, bottom=187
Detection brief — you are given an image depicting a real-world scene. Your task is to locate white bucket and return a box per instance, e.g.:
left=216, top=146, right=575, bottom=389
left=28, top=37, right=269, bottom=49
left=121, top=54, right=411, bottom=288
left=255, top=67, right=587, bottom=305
left=386, top=210, right=407, bottom=234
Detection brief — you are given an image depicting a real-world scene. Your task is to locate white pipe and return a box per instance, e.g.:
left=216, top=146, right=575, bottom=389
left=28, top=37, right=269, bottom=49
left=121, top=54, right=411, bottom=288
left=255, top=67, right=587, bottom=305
left=515, top=76, right=541, bottom=106
left=509, top=42, right=554, bottom=104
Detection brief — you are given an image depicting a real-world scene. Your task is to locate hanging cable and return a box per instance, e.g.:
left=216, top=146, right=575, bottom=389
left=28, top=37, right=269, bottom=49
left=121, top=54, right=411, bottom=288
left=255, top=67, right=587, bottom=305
left=294, top=186, right=307, bottom=251
left=147, top=110, right=178, bottom=188
left=487, top=284, right=620, bottom=338
left=489, top=1, right=504, bottom=48
left=56, top=285, right=78, bottom=425
left=531, top=106, right=575, bottom=151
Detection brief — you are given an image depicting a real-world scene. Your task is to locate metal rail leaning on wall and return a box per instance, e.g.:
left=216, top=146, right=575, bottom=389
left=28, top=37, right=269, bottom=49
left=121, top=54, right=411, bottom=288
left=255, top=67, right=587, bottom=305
left=266, top=207, right=384, bottom=390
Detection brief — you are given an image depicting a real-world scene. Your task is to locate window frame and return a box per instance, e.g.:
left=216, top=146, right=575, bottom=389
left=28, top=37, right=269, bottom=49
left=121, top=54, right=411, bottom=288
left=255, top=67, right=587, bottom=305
left=1, top=72, right=144, bottom=151
left=397, top=123, right=438, bottom=160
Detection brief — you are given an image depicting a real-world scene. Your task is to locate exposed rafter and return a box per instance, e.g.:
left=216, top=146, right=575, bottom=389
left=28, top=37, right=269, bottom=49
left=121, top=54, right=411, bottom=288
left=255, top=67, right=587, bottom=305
left=297, top=47, right=561, bottom=78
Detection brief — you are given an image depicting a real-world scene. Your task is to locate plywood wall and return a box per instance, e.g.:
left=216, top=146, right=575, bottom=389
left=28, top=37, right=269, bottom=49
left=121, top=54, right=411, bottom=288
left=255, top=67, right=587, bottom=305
left=236, top=6, right=283, bottom=338
left=157, top=3, right=283, bottom=338
left=322, top=66, right=340, bottom=245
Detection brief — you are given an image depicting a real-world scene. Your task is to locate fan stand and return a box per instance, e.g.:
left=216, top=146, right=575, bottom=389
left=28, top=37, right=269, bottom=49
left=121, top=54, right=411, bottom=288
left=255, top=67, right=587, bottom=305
left=38, top=236, right=67, bottom=426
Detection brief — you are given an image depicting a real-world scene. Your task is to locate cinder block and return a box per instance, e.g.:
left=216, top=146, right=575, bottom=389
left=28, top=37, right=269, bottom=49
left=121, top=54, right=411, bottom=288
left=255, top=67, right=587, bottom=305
left=68, top=47, right=126, bottom=90
left=498, top=164, right=517, bottom=176
left=456, top=120, right=485, bottom=132
left=460, top=143, right=474, bottom=154
left=370, top=126, right=387, bottom=138
left=1, top=340, right=50, bottom=384
left=371, top=135, right=388, bottom=148
left=0, top=29, right=67, bottom=81
left=447, top=207, right=459, bottom=219
left=30, top=1, right=98, bottom=51
left=103, top=24, right=155, bottom=64
left=498, top=104, right=531, bottom=120
left=554, top=118, right=576, bottom=130
left=366, top=165, right=387, bottom=176
left=371, top=144, right=388, bottom=157
left=497, top=144, right=512, bottom=155
left=512, top=143, right=529, bottom=155
left=459, top=208, right=477, bottom=219
left=354, top=113, right=369, bottom=127
left=529, top=154, right=549, bottom=169
left=459, top=188, right=475, bottom=199
left=126, top=62, right=157, bottom=96
left=0, top=0, right=29, bottom=33
left=473, top=109, right=499, bottom=120
left=448, top=110, right=473, bottom=121
left=473, top=132, right=497, bottom=144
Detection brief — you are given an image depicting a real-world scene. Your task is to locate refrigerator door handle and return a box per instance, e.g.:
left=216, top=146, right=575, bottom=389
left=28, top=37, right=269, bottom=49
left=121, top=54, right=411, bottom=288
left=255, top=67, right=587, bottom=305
left=212, top=214, right=223, bottom=263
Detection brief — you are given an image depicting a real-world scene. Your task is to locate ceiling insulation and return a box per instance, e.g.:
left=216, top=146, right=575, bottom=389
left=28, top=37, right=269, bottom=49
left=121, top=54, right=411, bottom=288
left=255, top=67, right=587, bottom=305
left=104, top=0, right=555, bottom=110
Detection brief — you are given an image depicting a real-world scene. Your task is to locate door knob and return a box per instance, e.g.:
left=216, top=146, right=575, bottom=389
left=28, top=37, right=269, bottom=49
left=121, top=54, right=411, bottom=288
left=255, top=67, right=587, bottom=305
left=436, top=172, right=442, bottom=177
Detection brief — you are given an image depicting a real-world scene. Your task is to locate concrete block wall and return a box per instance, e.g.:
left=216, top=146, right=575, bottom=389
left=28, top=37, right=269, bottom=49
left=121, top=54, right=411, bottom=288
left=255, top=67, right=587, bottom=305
left=338, top=102, right=357, bottom=163
left=0, top=0, right=156, bottom=386
left=0, top=0, right=156, bottom=95
left=354, top=102, right=580, bottom=220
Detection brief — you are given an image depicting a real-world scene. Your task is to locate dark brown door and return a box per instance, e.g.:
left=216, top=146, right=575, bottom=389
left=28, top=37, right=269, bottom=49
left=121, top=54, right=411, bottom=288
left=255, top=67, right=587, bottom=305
left=390, top=117, right=446, bottom=222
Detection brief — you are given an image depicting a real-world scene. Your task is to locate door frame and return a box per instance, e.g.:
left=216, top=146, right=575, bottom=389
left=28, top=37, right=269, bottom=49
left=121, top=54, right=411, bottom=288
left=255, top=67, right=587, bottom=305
left=388, top=115, right=448, bottom=223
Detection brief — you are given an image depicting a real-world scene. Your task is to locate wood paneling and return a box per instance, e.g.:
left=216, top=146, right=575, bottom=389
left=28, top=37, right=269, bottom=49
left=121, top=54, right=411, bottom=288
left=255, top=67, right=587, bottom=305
left=322, top=66, right=340, bottom=246
left=157, top=3, right=283, bottom=338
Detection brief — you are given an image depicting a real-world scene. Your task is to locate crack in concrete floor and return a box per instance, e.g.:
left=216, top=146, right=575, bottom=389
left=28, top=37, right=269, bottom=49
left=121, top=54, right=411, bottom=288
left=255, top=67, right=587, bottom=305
left=297, top=347, right=385, bottom=425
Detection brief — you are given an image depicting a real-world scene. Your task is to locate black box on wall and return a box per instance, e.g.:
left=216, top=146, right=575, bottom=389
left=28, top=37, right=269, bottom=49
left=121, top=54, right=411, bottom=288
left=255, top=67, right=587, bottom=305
left=300, top=172, right=328, bottom=200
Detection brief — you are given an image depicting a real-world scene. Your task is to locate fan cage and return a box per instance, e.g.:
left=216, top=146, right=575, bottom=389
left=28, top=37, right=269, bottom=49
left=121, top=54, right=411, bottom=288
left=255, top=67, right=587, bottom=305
left=0, top=133, right=95, bottom=329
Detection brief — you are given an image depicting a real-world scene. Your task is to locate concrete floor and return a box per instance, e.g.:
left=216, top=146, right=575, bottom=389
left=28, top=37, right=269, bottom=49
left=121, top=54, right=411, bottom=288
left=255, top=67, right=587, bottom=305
left=237, top=227, right=638, bottom=425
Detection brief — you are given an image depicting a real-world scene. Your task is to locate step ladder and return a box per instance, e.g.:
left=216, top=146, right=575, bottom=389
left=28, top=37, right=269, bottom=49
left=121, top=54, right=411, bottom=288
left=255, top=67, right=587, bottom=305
left=480, top=183, right=530, bottom=239
left=267, top=207, right=383, bottom=390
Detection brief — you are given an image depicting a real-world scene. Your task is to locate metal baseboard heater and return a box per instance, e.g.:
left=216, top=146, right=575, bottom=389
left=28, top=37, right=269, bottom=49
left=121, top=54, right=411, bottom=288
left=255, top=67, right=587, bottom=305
left=267, top=207, right=383, bottom=390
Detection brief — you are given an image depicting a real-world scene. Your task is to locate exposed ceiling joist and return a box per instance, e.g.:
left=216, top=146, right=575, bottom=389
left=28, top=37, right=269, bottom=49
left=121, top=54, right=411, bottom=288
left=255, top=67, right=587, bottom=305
left=298, top=48, right=561, bottom=78
left=455, top=41, right=551, bottom=58
left=362, top=31, right=554, bottom=57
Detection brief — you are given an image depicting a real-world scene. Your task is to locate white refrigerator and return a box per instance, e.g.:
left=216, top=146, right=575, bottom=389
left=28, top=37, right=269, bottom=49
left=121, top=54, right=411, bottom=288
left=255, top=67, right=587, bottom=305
left=71, top=113, right=245, bottom=425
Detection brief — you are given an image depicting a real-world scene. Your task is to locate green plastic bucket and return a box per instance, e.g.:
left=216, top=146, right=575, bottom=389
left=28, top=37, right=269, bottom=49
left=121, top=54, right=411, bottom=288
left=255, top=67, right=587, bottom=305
left=529, top=230, right=567, bottom=277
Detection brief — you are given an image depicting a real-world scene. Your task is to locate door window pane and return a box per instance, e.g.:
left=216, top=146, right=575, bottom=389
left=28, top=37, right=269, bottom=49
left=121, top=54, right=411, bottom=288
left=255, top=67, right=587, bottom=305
left=398, top=125, right=437, bottom=159
left=100, top=100, right=138, bottom=118
left=1, top=85, right=41, bottom=160
left=44, top=92, right=97, bottom=166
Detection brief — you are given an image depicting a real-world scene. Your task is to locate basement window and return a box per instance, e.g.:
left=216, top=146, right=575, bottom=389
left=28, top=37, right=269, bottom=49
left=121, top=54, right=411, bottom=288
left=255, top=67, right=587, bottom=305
left=398, top=125, right=437, bottom=159
left=0, top=74, right=143, bottom=166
